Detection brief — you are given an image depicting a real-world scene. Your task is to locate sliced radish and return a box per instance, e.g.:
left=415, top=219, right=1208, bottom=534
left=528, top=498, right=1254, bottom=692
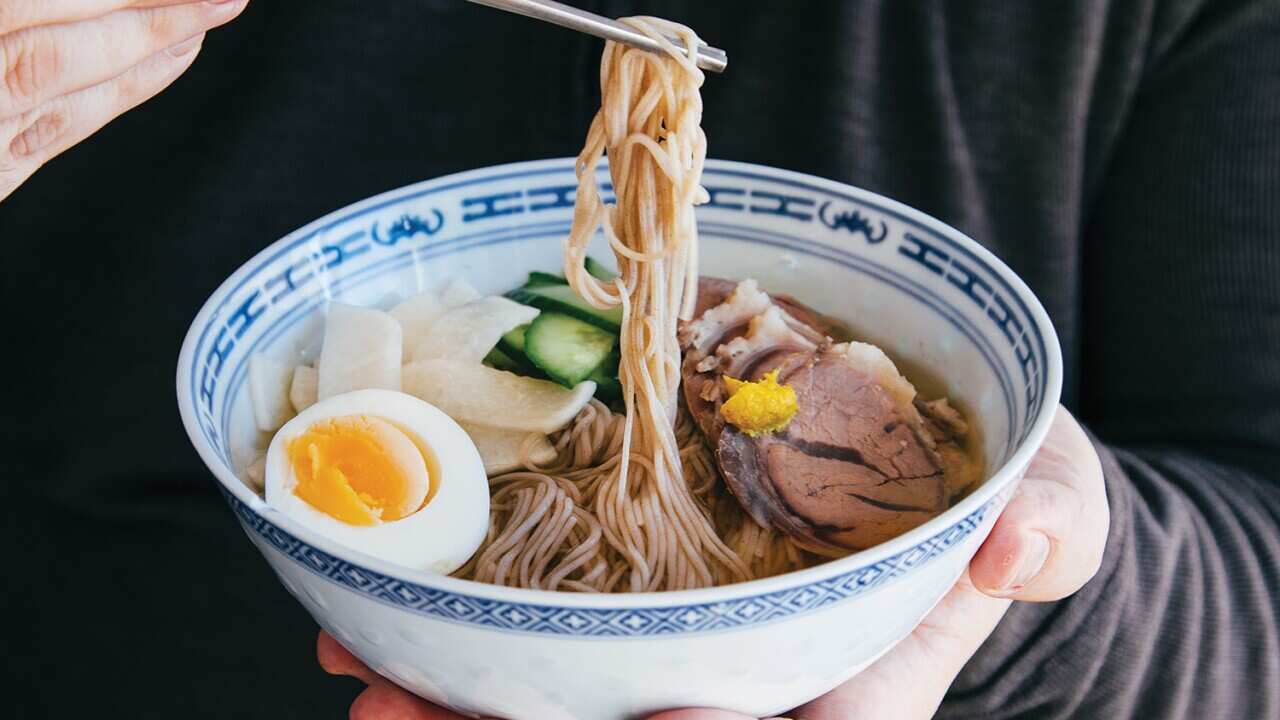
left=438, top=277, right=481, bottom=308
left=403, top=359, right=594, bottom=433
left=248, top=354, right=294, bottom=432
left=460, top=423, right=557, bottom=475
left=290, top=365, right=319, bottom=413
left=245, top=454, right=267, bottom=492
left=413, top=296, right=539, bottom=362
left=390, top=290, right=447, bottom=363
left=317, top=302, right=401, bottom=400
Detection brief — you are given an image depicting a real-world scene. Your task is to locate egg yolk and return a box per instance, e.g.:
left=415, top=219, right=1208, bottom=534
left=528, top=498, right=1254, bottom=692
left=720, top=370, right=799, bottom=437
left=286, top=416, right=427, bottom=526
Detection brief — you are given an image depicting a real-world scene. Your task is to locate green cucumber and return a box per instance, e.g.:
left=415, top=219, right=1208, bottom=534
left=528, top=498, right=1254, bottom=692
left=498, top=324, right=529, bottom=355
left=585, top=257, right=618, bottom=281
left=524, top=312, right=618, bottom=387
left=506, top=284, right=623, bottom=333
left=525, top=271, right=567, bottom=287
left=483, top=347, right=519, bottom=371
left=588, top=352, right=622, bottom=403
left=493, top=324, right=546, bottom=378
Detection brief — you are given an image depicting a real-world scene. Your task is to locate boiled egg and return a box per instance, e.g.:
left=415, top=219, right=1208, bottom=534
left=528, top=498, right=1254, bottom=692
left=264, top=389, right=489, bottom=574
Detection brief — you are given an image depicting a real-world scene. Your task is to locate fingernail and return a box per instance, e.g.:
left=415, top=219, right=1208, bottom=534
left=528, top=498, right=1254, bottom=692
left=167, top=35, right=203, bottom=57
left=993, top=531, right=1050, bottom=597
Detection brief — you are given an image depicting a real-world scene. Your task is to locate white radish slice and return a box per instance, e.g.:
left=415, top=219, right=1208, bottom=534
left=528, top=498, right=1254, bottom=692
left=403, top=359, right=595, bottom=434
left=290, top=365, right=319, bottom=413
left=245, top=454, right=267, bottom=492
left=298, top=329, right=325, bottom=366
left=438, top=277, right=482, bottom=308
left=317, top=303, right=402, bottom=400
left=460, top=423, right=557, bottom=475
left=389, top=290, right=447, bottom=363
left=414, top=296, right=539, bottom=362
left=248, top=354, right=295, bottom=432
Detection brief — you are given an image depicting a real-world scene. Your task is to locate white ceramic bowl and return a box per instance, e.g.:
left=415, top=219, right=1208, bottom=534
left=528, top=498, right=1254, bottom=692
left=177, top=158, right=1061, bottom=720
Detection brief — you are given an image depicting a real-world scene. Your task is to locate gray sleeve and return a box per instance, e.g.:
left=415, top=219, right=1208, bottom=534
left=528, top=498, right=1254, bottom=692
left=940, top=1, right=1280, bottom=716
left=938, top=440, right=1280, bottom=719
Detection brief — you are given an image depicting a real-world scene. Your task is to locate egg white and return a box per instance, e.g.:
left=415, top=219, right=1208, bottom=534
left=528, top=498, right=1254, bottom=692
left=265, top=389, right=489, bottom=574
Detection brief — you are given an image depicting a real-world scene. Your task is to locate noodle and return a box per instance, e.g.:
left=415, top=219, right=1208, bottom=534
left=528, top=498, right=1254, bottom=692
left=453, top=18, right=821, bottom=592
left=455, top=399, right=820, bottom=591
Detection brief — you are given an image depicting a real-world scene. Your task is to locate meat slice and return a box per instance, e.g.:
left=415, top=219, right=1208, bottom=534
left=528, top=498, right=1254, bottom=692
left=683, top=278, right=776, bottom=358
left=716, top=307, right=819, bottom=380
left=681, top=279, right=975, bottom=553
left=917, top=397, right=967, bottom=440
left=918, top=398, right=983, bottom=503
left=693, top=277, right=834, bottom=338
left=681, top=279, right=827, bottom=443
left=716, top=344, right=947, bottom=553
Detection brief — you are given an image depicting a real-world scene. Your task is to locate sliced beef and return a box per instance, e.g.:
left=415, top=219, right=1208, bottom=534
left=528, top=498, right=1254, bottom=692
left=681, top=279, right=976, bottom=553
left=693, top=276, right=834, bottom=337
left=715, top=344, right=947, bottom=552
left=917, top=398, right=969, bottom=440
left=683, top=278, right=777, bottom=358
left=918, top=398, right=983, bottom=503
left=719, top=429, right=948, bottom=554
left=681, top=278, right=828, bottom=443
left=716, top=307, right=819, bottom=380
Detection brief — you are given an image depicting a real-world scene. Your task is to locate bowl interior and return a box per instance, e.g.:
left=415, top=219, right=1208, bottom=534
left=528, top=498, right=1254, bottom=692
left=179, top=157, right=1059, bottom=600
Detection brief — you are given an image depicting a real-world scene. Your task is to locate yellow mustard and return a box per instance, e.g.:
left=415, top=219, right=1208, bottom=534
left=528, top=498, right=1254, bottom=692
left=719, top=369, right=799, bottom=437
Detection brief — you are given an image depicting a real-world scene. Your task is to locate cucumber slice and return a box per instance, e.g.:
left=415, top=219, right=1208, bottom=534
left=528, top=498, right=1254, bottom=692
left=525, top=271, right=567, bottom=287
left=588, top=352, right=621, bottom=403
left=484, top=347, right=519, bottom=371
left=507, top=285, right=623, bottom=333
left=525, top=312, right=618, bottom=387
left=492, top=324, right=547, bottom=378
left=585, top=257, right=618, bottom=281
left=499, top=324, right=528, bottom=354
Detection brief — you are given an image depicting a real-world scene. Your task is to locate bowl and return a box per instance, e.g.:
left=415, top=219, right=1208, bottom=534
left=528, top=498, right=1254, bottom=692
left=177, top=158, right=1062, bottom=720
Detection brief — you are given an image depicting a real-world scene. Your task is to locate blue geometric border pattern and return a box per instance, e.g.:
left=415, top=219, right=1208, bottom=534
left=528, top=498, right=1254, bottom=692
left=224, top=487, right=991, bottom=638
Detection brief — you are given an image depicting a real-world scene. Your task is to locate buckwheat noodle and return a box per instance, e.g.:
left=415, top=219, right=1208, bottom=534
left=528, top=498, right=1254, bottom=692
left=454, top=18, right=819, bottom=592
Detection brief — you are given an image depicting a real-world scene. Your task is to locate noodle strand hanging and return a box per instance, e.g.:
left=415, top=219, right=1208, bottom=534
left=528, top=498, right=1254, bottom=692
left=454, top=18, right=819, bottom=592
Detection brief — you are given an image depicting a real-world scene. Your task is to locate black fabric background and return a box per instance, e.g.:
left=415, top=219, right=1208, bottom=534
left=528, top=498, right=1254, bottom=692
left=2, top=1, right=1277, bottom=718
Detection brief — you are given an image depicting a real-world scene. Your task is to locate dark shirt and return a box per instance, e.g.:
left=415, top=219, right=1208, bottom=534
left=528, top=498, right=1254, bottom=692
left=3, top=1, right=1277, bottom=718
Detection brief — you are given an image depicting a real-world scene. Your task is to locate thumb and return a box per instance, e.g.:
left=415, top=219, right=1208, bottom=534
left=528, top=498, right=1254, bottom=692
left=794, top=572, right=1010, bottom=720
left=970, top=406, right=1109, bottom=600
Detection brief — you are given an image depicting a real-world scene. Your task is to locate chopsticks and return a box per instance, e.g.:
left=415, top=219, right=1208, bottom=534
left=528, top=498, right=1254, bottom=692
left=464, top=0, right=728, bottom=73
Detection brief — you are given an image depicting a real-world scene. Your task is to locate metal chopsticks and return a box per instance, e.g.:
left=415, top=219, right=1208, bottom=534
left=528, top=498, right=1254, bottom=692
left=464, top=0, right=728, bottom=73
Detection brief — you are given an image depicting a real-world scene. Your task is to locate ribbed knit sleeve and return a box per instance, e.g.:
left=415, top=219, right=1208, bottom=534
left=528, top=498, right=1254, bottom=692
left=941, top=442, right=1280, bottom=718
left=940, top=1, right=1280, bottom=717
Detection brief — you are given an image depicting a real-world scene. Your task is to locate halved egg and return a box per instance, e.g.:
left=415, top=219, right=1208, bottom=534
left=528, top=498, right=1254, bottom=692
left=264, top=389, right=489, bottom=574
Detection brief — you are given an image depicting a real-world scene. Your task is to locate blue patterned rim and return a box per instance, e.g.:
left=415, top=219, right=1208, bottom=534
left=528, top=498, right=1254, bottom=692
left=179, top=158, right=1061, bottom=638
left=228, top=485, right=992, bottom=637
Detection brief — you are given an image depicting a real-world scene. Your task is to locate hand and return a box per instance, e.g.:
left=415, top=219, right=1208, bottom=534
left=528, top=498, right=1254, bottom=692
left=0, top=0, right=249, bottom=201
left=318, top=405, right=1109, bottom=719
